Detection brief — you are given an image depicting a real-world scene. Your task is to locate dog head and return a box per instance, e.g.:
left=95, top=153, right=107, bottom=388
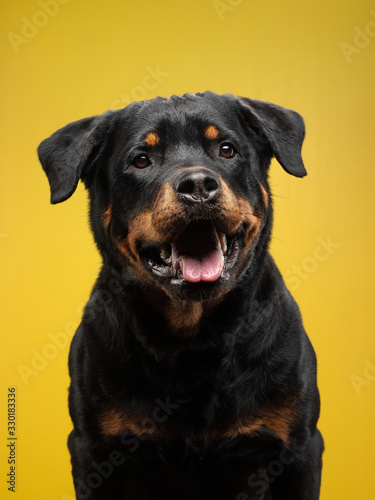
left=38, top=92, right=306, bottom=304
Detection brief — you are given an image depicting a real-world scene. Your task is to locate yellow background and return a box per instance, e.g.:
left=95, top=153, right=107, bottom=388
left=1, top=0, right=374, bottom=498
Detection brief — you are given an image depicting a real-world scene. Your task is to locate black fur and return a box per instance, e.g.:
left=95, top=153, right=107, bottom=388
left=38, top=92, right=323, bottom=499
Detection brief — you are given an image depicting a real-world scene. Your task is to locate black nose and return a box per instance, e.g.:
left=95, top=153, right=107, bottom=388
left=174, top=169, right=221, bottom=203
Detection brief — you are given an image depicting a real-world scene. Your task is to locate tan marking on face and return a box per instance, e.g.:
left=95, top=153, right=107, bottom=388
left=127, top=211, right=162, bottom=250
left=144, top=132, right=160, bottom=147
left=123, top=187, right=181, bottom=260
left=217, top=181, right=263, bottom=276
left=239, top=197, right=262, bottom=257
left=114, top=176, right=264, bottom=331
left=116, top=211, right=160, bottom=284
left=219, top=181, right=244, bottom=233
left=116, top=238, right=137, bottom=263
left=103, top=203, right=112, bottom=229
left=204, top=125, right=220, bottom=140
left=127, top=183, right=183, bottom=245
left=115, top=184, right=183, bottom=286
left=152, top=182, right=184, bottom=227
left=259, top=183, right=269, bottom=209
left=220, top=181, right=261, bottom=239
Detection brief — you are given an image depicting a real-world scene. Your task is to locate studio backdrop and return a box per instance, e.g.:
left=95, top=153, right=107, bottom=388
left=1, top=0, right=374, bottom=498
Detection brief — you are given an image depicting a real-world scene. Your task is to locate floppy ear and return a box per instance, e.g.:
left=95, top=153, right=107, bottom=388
left=37, top=111, right=114, bottom=204
left=237, top=97, right=307, bottom=177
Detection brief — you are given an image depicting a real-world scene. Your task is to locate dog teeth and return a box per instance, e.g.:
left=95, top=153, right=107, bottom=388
left=179, top=261, right=184, bottom=272
left=219, top=233, right=227, bottom=254
left=160, top=249, right=171, bottom=262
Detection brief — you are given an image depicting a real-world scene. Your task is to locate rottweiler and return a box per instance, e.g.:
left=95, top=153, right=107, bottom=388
left=38, top=92, right=323, bottom=500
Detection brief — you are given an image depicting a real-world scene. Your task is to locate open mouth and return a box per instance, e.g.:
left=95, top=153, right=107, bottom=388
left=143, top=221, right=240, bottom=284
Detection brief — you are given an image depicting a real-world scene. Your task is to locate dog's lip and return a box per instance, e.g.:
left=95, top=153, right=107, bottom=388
left=143, top=221, right=240, bottom=284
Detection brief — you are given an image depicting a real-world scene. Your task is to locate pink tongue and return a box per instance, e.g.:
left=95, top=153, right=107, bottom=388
left=171, top=223, right=224, bottom=283
left=181, top=250, right=223, bottom=283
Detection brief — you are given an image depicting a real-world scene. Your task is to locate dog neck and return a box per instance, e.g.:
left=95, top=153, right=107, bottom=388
left=142, top=287, right=224, bottom=337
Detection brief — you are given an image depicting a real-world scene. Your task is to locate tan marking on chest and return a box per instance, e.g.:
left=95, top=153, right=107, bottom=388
left=222, top=403, right=296, bottom=445
left=100, top=401, right=296, bottom=446
left=100, top=409, right=158, bottom=438
left=164, top=301, right=204, bottom=332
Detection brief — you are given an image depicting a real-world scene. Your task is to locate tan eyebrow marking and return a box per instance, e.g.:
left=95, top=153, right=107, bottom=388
left=144, top=132, right=160, bottom=146
left=204, top=125, right=220, bottom=140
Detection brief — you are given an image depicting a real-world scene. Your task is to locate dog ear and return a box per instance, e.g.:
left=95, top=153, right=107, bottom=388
left=37, top=111, right=114, bottom=204
left=237, top=97, right=307, bottom=177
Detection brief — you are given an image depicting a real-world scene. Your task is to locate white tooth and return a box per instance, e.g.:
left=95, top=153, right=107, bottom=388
left=219, top=233, right=227, bottom=254
left=179, top=261, right=184, bottom=272
left=221, top=255, right=225, bottom=267
left=160, top=249, right=171, bottom=260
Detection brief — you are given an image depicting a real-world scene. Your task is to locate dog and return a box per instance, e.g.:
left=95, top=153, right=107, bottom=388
left=38, top=92, right=323, bottom=500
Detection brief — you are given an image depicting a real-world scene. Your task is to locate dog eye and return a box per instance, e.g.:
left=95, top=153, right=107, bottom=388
left=133, top=154, right=151, bottom=169
left=219, top=143, right=237, bottom=159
